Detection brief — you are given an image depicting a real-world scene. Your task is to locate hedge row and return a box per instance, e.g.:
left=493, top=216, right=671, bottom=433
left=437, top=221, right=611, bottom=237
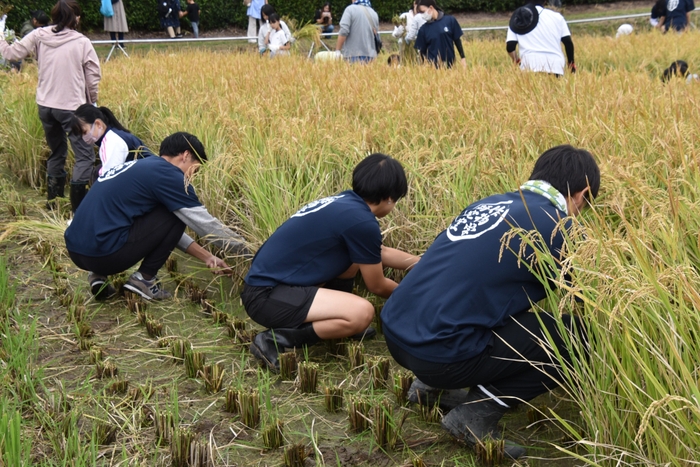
left=5, top=0, right=637, bottom=33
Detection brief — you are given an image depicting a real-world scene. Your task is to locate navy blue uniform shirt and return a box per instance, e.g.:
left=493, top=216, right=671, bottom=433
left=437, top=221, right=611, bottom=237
left=381, top=190, right=570, bottom=364
left=665, top=0, right=695, bottom=30
left=415, top=14, right=463, bottom=68
left=65, top=157, right=201, bottom=257
left=245, top=190, right=383, bottom=288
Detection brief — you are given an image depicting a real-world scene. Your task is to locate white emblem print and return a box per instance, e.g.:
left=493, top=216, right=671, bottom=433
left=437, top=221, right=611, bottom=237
left=667, top=0, right=679, bottom=10
left=444, top=27, right=449, bottom=32
left=291, top=195, right=345, bottom=217
left=446, top=200, right=513, bottom=241
left=98, top=160, right=137, bottom=182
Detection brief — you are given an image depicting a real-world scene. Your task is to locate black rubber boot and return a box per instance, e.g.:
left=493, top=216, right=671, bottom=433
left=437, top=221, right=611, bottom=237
left=407, top=379, right=470, bottom=412
left=250, top=323, right=321, bottom=372
left=70, top=182, right=88, bottom=213
left=46, top=174, right=66, bottom=210
left=441, top=387, right=527, bottom=459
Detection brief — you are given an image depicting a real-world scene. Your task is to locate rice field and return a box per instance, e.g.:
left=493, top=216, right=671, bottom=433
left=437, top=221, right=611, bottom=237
left=1, top=27, right=700, bottom=466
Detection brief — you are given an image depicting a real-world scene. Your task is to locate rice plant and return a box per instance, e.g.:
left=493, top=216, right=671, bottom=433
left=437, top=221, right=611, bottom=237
left=262, top=418, right=284, bottom=449
left=199, top=363, right=225, bottom=393
left=170, top=338, right=191, bottom=364
left=298, top=361, right=318, bottom=394
left=278, top=351, right=297, bottom=381
left=283, top=443, right=306, bottom=467
left=96, top=360, right=118, bottom=379
left=368, top=356, right=391, bottom=390
left=224, top=386, right=240, bottom=414
left=393, top=370, right=414, bottom=406
left=145, top=317, right=163, bottom=338
left=475, top=436, right=505, bottom=466
left=347, top=342, right=365, bottom=371
left=348, top=395, right=371, bottom=433
left=238, top=389, right=260, bottom=428
left=323, top=385, right=344, bottom=413
left=184, top=350, right=206, bottom=378
left=372, top=398, right=406, bottom=450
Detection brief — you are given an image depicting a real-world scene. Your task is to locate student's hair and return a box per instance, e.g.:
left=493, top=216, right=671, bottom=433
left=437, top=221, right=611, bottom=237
left=261, top=4, right=276, bottom=20
left=529, top=145, right=600, bottom=200
left=51, top=0, right=81, bottom=33
left=321, top=2, right=331, bottom=11
left=160, top=132, right=207, bottom=163
left=416, top=0, right=441, bottom=10
left=661, top=60, right=689, bottom=83
left=352, top=153, right=408, bottom=204
left=387, top=54, right=401, bottom=66
left=31, top=10, right=50, bottom=26
left=268, top=13, right=281, bottom=24
left=71, top=105, right=129, bottom=135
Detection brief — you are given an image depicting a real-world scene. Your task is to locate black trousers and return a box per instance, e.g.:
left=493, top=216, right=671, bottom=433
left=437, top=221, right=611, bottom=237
left=69, top=205, right=185, bottom=277
left=385, top=311, right=585, bottom=405
left=38, top=105, right=94, bottom=182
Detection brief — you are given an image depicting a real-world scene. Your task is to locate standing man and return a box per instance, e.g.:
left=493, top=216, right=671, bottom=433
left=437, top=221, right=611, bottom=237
left=414, top=0, right=465, bottom=68
left=335, top=0, right=379, bottom=63
left=65, top=132, right=250, bottom=300
left=242, top=154, right=420, bottom=372
left=658, top=0, right=695, bottom=32
left=381, top=145, right=600, bottom=459
left=506, top=1, right=575, bottom=76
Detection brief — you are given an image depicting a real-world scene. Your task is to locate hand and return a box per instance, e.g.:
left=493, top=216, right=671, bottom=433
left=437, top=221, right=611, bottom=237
left=569, top=62, right=576, bottom=73
left=206, top=255, right=232, bottom=275
left=179, top=11, right=185, bottom=18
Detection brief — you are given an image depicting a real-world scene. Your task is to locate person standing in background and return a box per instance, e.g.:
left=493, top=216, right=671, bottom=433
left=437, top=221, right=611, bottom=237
left=7, top=10, right=49, bottom=72
left=104, top=0, right=128, bottom=48
left=181, top=0, right=201, bottom=38
left=246, top=0, right=267, bottom=44
left=336, top=0, right=379, bottom=63
left=158, top=0, right=182, bottom=38
left=658, top=0, right=695, bottom=32
left=414, top=0, right=465, bottom=68
left=0, top=0, right=101, bottom=213
left=315, top=3, right=334, bottom=37
left=506, top=1, right=575, bottom=76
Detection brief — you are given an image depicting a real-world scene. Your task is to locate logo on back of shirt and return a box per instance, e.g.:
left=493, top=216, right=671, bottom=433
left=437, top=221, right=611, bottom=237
left=446, top=200, right=513, bottom=241
left=667, top=0, right=679, bottom=11
left=98, top=160, right=137, bottom=182
left=444, top=27, right=449, bottom=32
left=291, top=194, right=345, bottom=217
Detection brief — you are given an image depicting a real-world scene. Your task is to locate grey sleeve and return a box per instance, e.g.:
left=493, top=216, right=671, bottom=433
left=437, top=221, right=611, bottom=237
left=174, top=206, right=251, bottom=256
left=176, top=233, right=196, bottom=252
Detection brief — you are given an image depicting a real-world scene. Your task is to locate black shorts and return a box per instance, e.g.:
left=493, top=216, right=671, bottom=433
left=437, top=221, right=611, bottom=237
left=241, top=283, right=319, bottom=329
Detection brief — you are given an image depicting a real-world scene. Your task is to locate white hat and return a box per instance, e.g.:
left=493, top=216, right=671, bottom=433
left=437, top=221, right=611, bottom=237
left=616, top=24, right=633, bottom=38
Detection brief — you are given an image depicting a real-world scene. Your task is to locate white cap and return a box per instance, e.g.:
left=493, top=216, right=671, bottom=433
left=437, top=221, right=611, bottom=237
left=616, top=24, right=634, bottom=38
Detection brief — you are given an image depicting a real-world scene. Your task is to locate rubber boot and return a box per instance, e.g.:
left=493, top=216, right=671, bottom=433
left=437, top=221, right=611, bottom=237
left=70, top=182, right=88, bottom=213
left=408, top=378, right=471, bottom=412
left=46, top=174, right=66, bottom=210
left=250, top=323, right=321, bottom=372
left=441, top=387, right=527, bottom=459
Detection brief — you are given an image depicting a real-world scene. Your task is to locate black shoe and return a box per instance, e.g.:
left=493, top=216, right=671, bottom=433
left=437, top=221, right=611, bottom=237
left=176, top=33, right=183, bottom=38
left=441, top=387, right=526, bottom=459
left=88, top=272, right=117, bottom=301
left=408, top=379, right=470, bottom=412
left=250, top=325, right=321, bottom=372
left=349, top=326, right=376, bottom=341
left=46, top=174, right=66, bottom=210
left=70, top=182, right=87, bottom=213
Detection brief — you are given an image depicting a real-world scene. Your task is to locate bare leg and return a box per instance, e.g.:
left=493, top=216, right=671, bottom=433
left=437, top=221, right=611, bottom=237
left=304, top=288, right=374, bottom=339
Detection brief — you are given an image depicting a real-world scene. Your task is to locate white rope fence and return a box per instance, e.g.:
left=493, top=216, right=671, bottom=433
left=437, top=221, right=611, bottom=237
left=92, top=9, right=670, bottom=46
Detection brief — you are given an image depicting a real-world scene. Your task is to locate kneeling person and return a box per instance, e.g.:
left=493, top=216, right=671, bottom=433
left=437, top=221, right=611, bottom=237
left=65, top=132, right=249, bottom=300
left=243, top=153, right=420, bottom=372
left=381, top=145, right=600, bottom=459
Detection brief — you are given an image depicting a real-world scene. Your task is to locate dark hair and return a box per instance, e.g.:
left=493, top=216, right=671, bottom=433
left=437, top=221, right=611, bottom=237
left=31, top=10, right=50, bottom=26
left=529, top=145, right=600, bottom=200
left=662, top=60, right=689, bottom=83
left=261, top=4, right=276, bottom=20
left=352, top=153, right=408, bottom=204
left=160, top=132, right=207, bottom=163
left=268, top=13, right=281, bottom=24
left=387, top=54, right=401, bottom=66
left=51, top=0, right=81, bottom=33
left=71, top=104, right=129, bottom=135
left=321, top=2, right=331, bottom=11
left=416, top=0, right=441, bottom=11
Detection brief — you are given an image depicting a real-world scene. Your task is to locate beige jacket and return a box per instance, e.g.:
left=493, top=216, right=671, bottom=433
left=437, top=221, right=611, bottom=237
left=0, top=27, right=101, bottom=110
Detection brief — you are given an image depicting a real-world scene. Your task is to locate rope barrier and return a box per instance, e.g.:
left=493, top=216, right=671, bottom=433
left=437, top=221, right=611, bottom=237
left=91, top=8, right=700, bottom=46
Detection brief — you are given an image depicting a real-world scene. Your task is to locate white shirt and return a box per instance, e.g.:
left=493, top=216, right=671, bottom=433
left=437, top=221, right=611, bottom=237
left=506, top=6, right=570, bottom=75
left=406, top=12, right=427, bottom=42
left=99, top=130, right=130, bottom=176
left=268, top=28, right=289, bottom=56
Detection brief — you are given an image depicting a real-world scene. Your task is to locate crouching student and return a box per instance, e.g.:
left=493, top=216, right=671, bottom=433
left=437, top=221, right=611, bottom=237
left=380, top=145, right=600, bottom=459
left=242, top=153, right=420, bottom=372
left=65, top=132, right=250, bottom=300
